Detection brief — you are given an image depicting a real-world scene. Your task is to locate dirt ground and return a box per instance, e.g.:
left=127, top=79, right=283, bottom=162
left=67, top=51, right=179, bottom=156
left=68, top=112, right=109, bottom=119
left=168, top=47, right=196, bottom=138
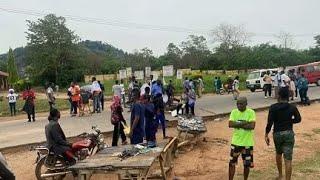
left=2, top=103, right=320, bottom=180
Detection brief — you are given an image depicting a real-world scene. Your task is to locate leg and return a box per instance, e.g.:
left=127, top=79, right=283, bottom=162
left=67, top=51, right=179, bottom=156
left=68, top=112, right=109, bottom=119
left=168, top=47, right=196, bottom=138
left=27, top=113, right=31, bottom=122
left=185, top=102, right=189, bottom=115
left=112, top=123, right=120, bottom=146
left=32, top=106, right=35, bottom=121
left=9, top=103, right=13, bottom=116
left=13, top=103, right=16, bottom=116
left=268, top=84, right=272, bottom=97
left=264, top=85, right=267, bottom=97
left=101, top=95, right=104, bottom=111
left=229, top=164, right=236, bottom=180
left=243, top=167, right=250, bottom=180
left=276, top=154, right=283, bottom=179
left=160, top=113, right=166, bottom=138
left=284, top=159, right=292, bottom=180
left=191, top=105, right=195, bottom=116
left=119, top=122, right=127, bottom=143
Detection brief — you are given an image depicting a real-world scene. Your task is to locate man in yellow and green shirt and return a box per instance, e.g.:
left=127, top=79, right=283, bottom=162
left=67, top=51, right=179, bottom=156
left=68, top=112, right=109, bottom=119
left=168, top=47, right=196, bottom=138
left=228, top=97, right=256, bottom=180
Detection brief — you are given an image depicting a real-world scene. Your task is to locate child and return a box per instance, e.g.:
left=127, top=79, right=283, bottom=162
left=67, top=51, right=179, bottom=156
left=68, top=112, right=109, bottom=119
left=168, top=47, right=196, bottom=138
left=7, top=89, right=18, bottom=116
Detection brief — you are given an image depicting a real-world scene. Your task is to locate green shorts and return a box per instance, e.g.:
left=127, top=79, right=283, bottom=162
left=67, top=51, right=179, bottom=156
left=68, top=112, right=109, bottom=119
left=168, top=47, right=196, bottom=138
left=273, top=130, right=295, bottom=160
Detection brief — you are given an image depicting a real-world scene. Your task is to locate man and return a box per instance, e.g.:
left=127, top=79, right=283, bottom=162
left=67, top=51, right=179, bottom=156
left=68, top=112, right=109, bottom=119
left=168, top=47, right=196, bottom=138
left=183, top=77, right=190, bottom=90
left=166, top=80, right=175, bottom=104
left=228, top=97, right=256, bottom=180
left=151, top=80, right=163, bottom=97
left=91, top=77, right=102, bottom=113
left=98, top=81, right=105, bottom=111
left=265, top=88, right=301, bottom=180
left=217, top=77, right=222, bottom=94
left=112, top=80, right=122, bottom=98
left=128, top=89, right=145, bottom=144
left=297, top=74, right=309, bottom=105
left=197, top=77, right=204, bottom=98
left=120, top=79, right=126, bottom=108
left=22, top=85, right=36, bottom=122
left=214, top=77, right=218, bottom=93
left=140, top=80, right=151, bottom=96
left=7, top=89, right=18, bottom=116
left=232, top=76, right=240, bottom=100
left=275, top=70, right=290, bottom=99
left=45, top=108, right=75, bottom=164
left=0, top=152, right=15, bottom=180
left=46, top=83, right=56, bottom=111
left=263, top=71, right=273, bottom=98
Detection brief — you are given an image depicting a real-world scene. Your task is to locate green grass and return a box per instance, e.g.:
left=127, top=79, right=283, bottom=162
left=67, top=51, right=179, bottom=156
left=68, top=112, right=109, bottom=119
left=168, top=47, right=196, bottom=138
left=312, top=128, right=320, bottom=134
left=0, top=98, right=70, bottom=117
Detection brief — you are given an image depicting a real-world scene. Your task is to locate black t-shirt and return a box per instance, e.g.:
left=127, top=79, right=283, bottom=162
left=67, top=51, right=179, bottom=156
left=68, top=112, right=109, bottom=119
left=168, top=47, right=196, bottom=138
left=266, top=102, right=301, bottom=133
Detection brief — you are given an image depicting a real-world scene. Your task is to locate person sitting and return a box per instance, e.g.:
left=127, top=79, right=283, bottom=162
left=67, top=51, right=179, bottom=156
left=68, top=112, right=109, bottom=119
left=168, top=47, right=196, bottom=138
left=45, top=108, right=75, bottom=165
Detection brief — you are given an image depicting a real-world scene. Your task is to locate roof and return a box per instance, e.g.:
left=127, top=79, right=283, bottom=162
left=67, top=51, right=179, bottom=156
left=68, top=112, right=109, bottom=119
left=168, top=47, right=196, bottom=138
left=0, top=71, right=8, bottom=77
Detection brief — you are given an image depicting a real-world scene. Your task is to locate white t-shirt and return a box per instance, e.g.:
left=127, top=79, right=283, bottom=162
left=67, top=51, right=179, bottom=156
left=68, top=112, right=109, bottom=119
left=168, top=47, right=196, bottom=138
left=91, top=81, right=101, bottom=93
left=112, top=84, right=122, bottom=97
left=7, top=93, right=18, bottom=103
left=120, top=84, right=125, bottom=95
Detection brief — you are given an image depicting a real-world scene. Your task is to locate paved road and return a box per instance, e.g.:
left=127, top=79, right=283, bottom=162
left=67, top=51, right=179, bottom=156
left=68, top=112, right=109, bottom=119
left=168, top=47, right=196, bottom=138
left=1, top=86, right=319, bottom=149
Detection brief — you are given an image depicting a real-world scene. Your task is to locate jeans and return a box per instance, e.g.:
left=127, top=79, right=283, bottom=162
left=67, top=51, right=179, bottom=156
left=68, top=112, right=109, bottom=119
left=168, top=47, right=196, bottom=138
left=156, top=112, right=166, bottom=138
left=299, top=88, right=308, bottom=104
left=100, top=93, right=104, bottom=111
left=27, top=106, right=35, bottom=121
left=9, top=102, right=16, bottom=116
left=72, top=101, right=78, bottom=114
left=264, top=84, right=272, bottom=97
left=93, top=94, right=101, bottom=112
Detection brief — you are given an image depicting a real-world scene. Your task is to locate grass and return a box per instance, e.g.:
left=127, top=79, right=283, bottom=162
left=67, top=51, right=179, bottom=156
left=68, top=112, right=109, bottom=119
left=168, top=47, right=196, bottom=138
left=312, top=128, right=320, bottom=134
left=0, top=98, right=70, bottom=117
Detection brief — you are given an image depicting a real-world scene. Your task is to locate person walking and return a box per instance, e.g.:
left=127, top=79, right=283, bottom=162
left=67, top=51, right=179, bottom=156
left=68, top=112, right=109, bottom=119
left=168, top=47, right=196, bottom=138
left=214, top=77, right=218, bottom=94
left=46, top=83, right=56, bottom=111
left=111, top=95, right=128, bottom=146
left=128, top=89, right=145, bottom=144
left=228, top=97, right=256, bottom=180
left=22, top=85, right=36, bottom=122
left=120, top=79, right=126, bottom=108
left=143, top=94, right=157, bottom=147
left=263, top=71, right=272, bottom=98
left=265, top=88, right=301, bottom=180
left=197, top=77, right=204, bottom=98
left=98, top=81, right=105, bottom=111
left=289, top=77, right=296, bottom=101
left=187, top=87, right=196, bottom=116
left=112, top=80, right=122, bottom=99
left=217, top=77, right=222, bottom=94
left=91, top=77, right=102, bottom=113
left=297, top=74, right=309, bottom=105
left=7, top=89, right=18, bottom=116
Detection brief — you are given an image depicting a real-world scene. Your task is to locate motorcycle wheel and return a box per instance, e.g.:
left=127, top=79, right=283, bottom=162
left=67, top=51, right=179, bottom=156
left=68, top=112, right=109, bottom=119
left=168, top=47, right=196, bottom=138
left=35, top=157, right=66, bottom=180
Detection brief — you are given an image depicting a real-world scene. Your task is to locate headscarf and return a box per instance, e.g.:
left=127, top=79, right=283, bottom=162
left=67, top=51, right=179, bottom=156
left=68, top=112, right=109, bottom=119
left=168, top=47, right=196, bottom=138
left=110, top=95, right=121, bottom=111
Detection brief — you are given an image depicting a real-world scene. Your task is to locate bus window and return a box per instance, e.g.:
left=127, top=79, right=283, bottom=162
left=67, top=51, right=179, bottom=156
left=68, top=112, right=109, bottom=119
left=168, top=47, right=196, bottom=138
left=306, top=66, right=315, bottom=72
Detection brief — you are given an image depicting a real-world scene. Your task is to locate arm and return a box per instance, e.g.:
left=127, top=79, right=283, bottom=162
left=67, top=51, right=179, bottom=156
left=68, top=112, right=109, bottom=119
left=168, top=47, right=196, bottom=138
left=292, top=106, right=301, bottom=124
left=228, top=121, right=255, bottom=130
left=265, top=109, right=274, bottom=145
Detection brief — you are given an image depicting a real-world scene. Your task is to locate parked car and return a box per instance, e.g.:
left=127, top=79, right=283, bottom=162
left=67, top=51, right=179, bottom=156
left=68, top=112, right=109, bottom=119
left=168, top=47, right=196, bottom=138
left=286, top=61, right=320, bottom=86
left=246, top=69, right=277, bottom=92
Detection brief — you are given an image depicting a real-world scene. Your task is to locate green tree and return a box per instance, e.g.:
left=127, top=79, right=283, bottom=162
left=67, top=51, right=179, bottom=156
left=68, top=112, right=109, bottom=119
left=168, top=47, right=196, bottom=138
left=26, top=14, right=79, bottom=85
left=7, top=48, right=19, bottom=85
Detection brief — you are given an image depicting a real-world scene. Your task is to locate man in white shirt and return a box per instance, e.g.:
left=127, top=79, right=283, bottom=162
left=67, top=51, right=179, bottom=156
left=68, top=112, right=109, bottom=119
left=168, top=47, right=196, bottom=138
left=120, top=79, right=126, bottom=107
left=112, top=80, right=122, bottom=97
left=7, top=89, right=18, bottom=116
left=46, top=83, right=56, bottom=111
left=275, top=71, right=290, bottom=100
left=91, top=77, right=102, bottom=113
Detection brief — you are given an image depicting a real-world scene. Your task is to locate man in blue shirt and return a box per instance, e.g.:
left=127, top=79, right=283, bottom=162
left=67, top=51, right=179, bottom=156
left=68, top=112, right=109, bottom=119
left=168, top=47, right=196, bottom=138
left=151, top=80, right=163, bottom=97
left=129, top=89, right=145, bottom=144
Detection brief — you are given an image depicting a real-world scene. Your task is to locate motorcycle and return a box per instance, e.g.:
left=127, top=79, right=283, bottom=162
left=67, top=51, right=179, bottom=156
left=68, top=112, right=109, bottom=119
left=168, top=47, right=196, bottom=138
left=34, top=126, right=106, bottom=180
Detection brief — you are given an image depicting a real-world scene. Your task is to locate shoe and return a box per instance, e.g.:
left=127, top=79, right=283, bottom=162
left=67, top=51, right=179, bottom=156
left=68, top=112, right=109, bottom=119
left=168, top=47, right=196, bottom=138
left=33, top=119, right=35, bottom=122
left=265, top=96, right=267, bottom=99
left=27, top=120, right=31, bottom=122
left=122, top=141, right=128, bottom=145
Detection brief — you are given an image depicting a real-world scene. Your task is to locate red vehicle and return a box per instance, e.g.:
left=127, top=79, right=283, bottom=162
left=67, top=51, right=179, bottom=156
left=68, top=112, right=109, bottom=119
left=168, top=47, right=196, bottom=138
left=286, top=61, right=320, bottom=85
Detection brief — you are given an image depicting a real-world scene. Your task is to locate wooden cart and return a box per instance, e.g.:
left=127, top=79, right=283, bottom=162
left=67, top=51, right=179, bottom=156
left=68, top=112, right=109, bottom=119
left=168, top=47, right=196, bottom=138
left=69, top=137, right=178, bottom=180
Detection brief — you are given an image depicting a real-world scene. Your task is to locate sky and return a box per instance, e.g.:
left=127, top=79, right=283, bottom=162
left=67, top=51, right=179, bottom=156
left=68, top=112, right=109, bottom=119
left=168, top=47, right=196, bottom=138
left=0, top=0, right=319, bottom=56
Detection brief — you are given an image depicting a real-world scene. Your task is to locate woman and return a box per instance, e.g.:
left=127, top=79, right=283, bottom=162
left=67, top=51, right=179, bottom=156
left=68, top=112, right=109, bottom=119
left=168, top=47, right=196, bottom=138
left=22, top=85, right=36, bottom=122
left=111, top=96, right=128, bottom=146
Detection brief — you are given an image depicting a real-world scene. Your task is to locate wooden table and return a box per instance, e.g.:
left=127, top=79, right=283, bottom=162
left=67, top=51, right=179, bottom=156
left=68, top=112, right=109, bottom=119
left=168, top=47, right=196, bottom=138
left=177, top=125, right=207, bottom=148
left=69, top=137, right=177, bottom=180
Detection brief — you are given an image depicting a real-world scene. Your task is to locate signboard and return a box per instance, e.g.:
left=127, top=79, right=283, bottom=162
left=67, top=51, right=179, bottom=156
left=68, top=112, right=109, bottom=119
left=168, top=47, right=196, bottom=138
left=163, top=65, right=174, bottom=77
left=145, top=67, right=151, bottom=77
left=177, top=70, right=183, bottom=79
left=119, top=69, right=127, bottom=79
left=126, top=67, right=132, bottom=77
left=134, top=71, right=144, bottom=80
left=152, top=71, right=159, bottom=81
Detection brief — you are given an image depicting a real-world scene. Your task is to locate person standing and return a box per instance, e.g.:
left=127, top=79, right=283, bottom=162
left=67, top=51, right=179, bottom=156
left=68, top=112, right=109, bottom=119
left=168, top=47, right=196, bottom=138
left=183, top=77, right=190, bottom=90
left=143, top=94, right=157, bottom=147
left=297, top=74, right=309, bottom=105
left=187, top=87, right=196, bottom=116
left=112, top=80, right=122, bottom=99
left=276, top=70, right=290, bottom=100
left=46, top=83, right=56, bottom=111
left=98, top=81, right=105, bottom=111
left=217, top=77, right=222, bottom=94
left=289, top=77, right=296, bottom=101
left=232, top=76, right=240, bottom=100
left=120, top=79, right=126, bottom=108
left=263, top=71, right=272, bottom=98
left=228, top=97, right=256, bottom=180
left=7, top=89, right=18, bottom=116
left=128, top=89, right=145, bottom=144
left=67, top=84, right=73, bottom=115
left=214, top=77, right=218, bottom=93
left=265, top=88, right=301, bottom=180
left=111, top=96, right=128, bottom=146
left=70, top=82, right=81, bottom=116
left=166, top=80, right=175, bottom=105
left=22, top=85, right=36, bottom=122
left=197, top=77, right=204, bottom=98
left=91, top=77, right=101, bottom=113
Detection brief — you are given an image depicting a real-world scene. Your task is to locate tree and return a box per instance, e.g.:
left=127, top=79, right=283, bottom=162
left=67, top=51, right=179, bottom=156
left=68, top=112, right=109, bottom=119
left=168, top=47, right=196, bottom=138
left=26, top=14, right=79, bottom=85
left=7, top=48, right=19, bottom=85
left=275, top=31, right=295, bottom=49
left=211, top=23, right=252, bottom=70
left=315, top=35, right=320, bottom=48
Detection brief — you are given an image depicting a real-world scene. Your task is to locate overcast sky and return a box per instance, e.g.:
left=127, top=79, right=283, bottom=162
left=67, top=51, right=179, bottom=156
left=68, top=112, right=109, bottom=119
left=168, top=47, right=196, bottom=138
left=0, top=0, right=319, bottom=55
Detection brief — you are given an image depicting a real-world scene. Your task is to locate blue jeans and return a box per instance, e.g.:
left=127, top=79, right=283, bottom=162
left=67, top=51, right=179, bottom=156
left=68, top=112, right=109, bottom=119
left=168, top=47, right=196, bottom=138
left=93, top=94, right=100, bottom=112
left=156, top=112, right=166, bottom=138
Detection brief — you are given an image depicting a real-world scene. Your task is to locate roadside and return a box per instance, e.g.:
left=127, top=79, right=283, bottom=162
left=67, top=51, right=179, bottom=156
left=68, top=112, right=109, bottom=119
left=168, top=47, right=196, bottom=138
left=2, top=103, right=320, bottom=179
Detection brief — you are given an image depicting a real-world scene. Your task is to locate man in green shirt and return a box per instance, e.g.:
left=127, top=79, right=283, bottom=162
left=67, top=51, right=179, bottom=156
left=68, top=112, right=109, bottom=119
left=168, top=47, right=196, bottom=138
left=228, top=97, right=256, bottom=180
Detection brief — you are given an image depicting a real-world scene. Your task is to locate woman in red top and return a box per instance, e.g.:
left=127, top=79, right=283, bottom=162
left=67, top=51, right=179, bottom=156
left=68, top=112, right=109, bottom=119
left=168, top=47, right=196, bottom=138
left=22, top=85, right=36, bottom=122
